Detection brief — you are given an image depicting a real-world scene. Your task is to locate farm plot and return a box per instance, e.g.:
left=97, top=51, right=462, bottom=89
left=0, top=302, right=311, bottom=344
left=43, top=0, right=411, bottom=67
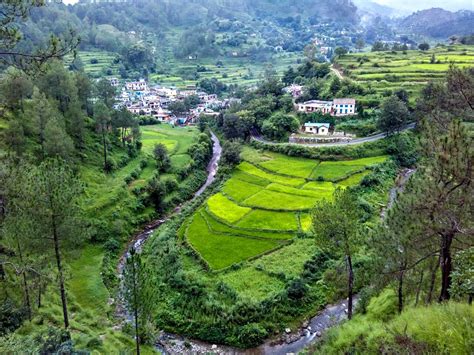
left=186, top=212, right=282, bottom=270
left=335, top=45, right=474, bottom=97
left=183, top=148, right=388, bottom=271
left=258, top=153, right=319, bottom=178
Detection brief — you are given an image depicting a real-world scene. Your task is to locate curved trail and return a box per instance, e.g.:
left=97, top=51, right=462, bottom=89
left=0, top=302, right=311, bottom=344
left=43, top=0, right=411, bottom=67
left=330, top=65, right=344, bottom=80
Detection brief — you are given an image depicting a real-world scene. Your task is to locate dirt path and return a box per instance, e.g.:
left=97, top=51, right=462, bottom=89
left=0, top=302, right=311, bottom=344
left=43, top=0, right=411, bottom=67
left=330, top=65, right=344, bottom=80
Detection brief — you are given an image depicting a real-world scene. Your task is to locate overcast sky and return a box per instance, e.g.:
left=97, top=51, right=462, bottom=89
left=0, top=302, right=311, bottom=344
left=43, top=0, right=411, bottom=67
left=373, top=0, right=473, bottom=12
left=61, top=0, right=473, bottom=12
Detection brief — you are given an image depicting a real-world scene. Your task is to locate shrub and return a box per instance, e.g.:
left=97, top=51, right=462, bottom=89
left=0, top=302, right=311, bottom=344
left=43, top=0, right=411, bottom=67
left=366, top=289, right=398, bottom=322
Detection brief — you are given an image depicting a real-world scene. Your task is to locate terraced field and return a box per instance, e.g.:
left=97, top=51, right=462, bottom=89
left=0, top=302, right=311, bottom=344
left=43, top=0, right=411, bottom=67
left=335, top=45, right=474, bottom=100
left=80, top=124, right=197, bottom=214
left=182, top=148, right=388, bottom=271
left=64, top=51, right=120, bottom=78
left=151, top=52, right=303, bottom=88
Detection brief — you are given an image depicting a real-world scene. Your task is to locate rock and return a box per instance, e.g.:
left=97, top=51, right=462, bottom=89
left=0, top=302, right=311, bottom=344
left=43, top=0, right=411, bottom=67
left=344, top=309, right=348, bottom=314
left=302, top=321, right=309, bottom=328
left=307, top=326, right=312, bottom=331
left=211, top=344, right=218, bottom=350
left=316, top=331, right=322, bottom=337
left=285, top=328, right=291, bottom=334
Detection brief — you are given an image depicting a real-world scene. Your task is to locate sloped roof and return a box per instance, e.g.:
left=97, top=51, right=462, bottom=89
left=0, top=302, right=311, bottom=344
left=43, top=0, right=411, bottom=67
left=333, top=98, right=356, bottom=105
left=304, top=122, right=330, bottom=127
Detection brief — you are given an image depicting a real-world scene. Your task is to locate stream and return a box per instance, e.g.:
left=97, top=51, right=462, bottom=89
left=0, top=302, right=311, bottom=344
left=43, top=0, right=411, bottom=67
left=117, top=131, right=222, bottom=272
left=117, top=143, right=415, bottom=354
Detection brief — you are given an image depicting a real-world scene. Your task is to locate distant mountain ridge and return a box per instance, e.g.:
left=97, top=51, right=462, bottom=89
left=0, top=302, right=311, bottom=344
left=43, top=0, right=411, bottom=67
left=398, top=8, right=474, bottom=38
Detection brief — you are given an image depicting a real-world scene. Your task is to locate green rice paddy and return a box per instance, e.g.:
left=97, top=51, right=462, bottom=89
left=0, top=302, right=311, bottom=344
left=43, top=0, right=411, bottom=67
left=183, top=148, right=388, bottom=272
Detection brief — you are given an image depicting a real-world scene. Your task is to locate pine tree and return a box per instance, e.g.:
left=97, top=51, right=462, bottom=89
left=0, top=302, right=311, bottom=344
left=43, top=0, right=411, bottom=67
left=123, top=248, right=154, bottom=354
left=313, top=188, right=361, bottom=319
left=24, top=159, right=87, bottom=328
left=94, top=101, right=112, bottom=172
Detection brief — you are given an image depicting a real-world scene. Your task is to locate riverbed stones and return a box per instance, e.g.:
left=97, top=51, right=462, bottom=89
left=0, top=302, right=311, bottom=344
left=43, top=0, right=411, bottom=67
left=285, top=328, right=291, bottom=334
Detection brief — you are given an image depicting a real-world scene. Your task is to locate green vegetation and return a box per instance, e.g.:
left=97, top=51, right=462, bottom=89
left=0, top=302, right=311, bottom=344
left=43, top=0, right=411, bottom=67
left=236, top=210, right=299, bottom=231
left=335, top=45, right=474, bottom=100
left=186, top=212, right=281, bottom=270
left=188, top=149, right=388, bottom=270
left=207, top=193, right=252, bottom=224
left=316, top=302, right=474, bottom=354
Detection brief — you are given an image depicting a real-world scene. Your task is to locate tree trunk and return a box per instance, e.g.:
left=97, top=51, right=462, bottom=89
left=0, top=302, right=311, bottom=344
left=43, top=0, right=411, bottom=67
left=52, top=216, right=69, bottom=329
left=398, top=271, right=404, bottom=314
left=347, top=254, right=354, bottom=320
left=426, top=256, right=439, bottom=304
left=469, top=295, right=472, bottom=305
left=22, top=270, right=32, bottom=321
left=439, top=234, right=453, bottom=302
left=132, top=255, right=140, bottom=355
left=415, top=270, right=424, bottom=307
left=102, top=130, right=108, bottom=171
left=16, top=239, right=31, bottom=320
left=37, top=274, right=42, bottom=308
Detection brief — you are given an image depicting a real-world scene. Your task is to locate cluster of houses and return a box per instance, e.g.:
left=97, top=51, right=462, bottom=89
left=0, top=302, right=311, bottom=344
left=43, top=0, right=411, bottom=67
left=109, top=77, right=357, bottom=138
left=110, top=78, right=225, bottom=125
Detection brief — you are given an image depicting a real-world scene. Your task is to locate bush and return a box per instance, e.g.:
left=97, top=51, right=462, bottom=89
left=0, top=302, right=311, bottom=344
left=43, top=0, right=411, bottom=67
left=104, top=238, right=121, bottom=253
left=366, top=289, right=398, bottom=321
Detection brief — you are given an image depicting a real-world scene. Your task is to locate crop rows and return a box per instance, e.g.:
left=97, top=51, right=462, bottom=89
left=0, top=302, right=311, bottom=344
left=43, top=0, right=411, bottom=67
left=182, top=149, right=388, bottom=271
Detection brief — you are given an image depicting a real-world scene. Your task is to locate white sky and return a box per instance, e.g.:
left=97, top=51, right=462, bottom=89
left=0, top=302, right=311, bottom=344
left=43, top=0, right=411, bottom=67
left=61, top=0, right=473, bottom=11
left=374, top=0, right=473, bottom=11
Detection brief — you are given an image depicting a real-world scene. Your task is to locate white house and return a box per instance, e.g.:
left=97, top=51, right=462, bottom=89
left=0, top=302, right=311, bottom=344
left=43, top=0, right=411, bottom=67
left=297, top=100, right=333, bottom=114
left=332, top=98, right=356, bottom=116
left=304, top=122, right=330, bottom=135
left=298, top=98, right=356, bottom=116
left=108, top=77, right=120, bottom=87
left=125, top=79, right=148, bottom=92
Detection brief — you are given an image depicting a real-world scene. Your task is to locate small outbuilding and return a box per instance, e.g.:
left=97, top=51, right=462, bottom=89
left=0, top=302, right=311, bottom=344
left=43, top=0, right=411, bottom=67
left=304, top=122, right=330, bottom=135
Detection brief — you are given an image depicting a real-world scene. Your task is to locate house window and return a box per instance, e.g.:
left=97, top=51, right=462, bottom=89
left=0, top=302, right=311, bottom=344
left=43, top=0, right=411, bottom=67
left=345, top=109, right=348, bottom=113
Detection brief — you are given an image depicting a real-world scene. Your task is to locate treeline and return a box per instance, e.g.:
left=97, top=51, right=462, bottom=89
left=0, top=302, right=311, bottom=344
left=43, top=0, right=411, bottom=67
left=0, top=60, right=139, bottom=338
left=0, top=62, right=140, bottom=169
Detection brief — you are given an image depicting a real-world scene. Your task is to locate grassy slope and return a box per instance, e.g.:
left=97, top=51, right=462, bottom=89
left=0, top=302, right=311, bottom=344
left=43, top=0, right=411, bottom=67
left=30, top=124, right=198, bottom=352
left=314, top=302, right=474, bottom=354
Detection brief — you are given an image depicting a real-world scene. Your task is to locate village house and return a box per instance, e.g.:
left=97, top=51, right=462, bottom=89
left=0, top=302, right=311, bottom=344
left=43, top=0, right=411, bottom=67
left=297, top=98, right=356, bottom=116
left=332, top=98, right=356, bottom=116
left=152, top=107, right=172, bottom=122
left=284, top=84, right=304, bottom=99
left=107, top=77, right=120, bottom=87
left=125, top=79, right=148, bottom=92
left=303, top=122, right=330, bottom=135
left=297, top=100, right=333, bottom=114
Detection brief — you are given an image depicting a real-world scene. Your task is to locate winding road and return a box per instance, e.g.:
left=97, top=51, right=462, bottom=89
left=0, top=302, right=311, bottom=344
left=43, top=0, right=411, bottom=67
left=253, top=122, right=416, bottom=147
